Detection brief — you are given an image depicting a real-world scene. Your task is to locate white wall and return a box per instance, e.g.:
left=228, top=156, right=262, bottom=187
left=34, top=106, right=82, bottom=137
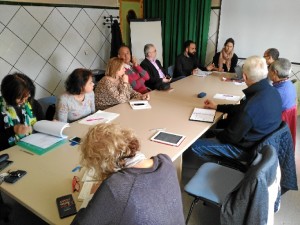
left=0, top=4, right=118, bottom=99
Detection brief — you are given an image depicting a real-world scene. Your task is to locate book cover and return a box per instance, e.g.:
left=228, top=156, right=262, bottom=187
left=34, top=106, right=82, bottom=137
left=189, top=108, right=216, bottom=123
left=56, top=194, right=77, bottom=218
left=17, top=120, right=69, bottom=155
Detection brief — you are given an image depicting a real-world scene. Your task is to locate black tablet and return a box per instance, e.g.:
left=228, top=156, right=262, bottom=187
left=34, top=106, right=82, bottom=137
left=150, top=131, right=185, bottom=147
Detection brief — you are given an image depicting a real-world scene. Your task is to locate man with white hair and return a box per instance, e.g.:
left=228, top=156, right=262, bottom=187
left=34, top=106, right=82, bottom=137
left=191, top=56, right=282, bottom=161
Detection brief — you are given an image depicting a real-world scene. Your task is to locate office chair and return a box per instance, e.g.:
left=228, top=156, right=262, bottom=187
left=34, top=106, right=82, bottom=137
left=37, top=96, right=56, bottom=120
left=184, top=145, right=280, bottom=225
left=167, top=65, right=175, bottom=77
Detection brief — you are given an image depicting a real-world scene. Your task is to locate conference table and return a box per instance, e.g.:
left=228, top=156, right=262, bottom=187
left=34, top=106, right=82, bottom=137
left=0, top=73, right=246, bottom=225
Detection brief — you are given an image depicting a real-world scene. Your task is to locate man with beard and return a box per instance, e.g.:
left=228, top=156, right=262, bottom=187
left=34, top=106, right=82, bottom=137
left=174, top=40, right=214, bottom=78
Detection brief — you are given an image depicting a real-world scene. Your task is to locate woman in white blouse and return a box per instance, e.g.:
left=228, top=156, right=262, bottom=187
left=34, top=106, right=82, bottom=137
left=55, top=68, right=95, bottom=123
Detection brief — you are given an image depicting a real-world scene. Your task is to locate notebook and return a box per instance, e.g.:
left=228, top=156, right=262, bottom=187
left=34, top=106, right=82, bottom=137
left=189, top=108, right=216, bottom=123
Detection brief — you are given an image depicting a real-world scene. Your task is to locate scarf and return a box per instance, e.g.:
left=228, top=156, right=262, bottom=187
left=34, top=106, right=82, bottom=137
left=124, top=151, right=147, bottom=168
left=0, top=96, right=37, bottom=146
left=219, top=48, right=234, bottom=71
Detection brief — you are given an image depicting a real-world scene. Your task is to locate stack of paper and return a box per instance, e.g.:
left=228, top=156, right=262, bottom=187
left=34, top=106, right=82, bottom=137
left=213, top=93, right=241, bottom=101
left=195, top=69, right=212, bottom=77
left=79, top=110, right=119, bottom=125
left=78, top=168, right=100, bottom=203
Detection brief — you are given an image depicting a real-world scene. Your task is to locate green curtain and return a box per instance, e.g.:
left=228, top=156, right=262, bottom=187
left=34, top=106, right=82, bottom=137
left=144, top=0, right=211, bottom=68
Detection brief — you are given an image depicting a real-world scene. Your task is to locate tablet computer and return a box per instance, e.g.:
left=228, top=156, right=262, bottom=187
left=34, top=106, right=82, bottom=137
left=150, top=131, right=185, bottom=147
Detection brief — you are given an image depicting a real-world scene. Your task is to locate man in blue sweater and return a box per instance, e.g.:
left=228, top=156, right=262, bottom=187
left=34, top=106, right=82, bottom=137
left=191, top=56, right=282, bottom=162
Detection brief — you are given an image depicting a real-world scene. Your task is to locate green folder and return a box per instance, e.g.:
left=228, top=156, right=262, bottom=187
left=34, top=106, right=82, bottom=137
left=17, top=139, right=67, bottom=155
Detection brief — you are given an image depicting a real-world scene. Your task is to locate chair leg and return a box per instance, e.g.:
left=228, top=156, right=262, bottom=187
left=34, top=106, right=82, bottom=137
left=186, top=197, right=200, bottom=225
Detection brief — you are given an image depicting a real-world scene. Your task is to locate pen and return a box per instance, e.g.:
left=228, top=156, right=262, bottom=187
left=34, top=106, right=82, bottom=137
left=19, top=149, right=34, bottom=156
left=149, top=128, right=166, bottom=132
left=86, top=118, right=104, bottom=121
left=134, top=103, right=145, bottom=106
left=72, top=166, right=81, bottom=172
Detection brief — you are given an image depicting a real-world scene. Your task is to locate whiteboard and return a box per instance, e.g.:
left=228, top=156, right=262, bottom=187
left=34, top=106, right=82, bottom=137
left=130, top=20, right=163, bottom=64
left=218, top=0, right=300, bottom=63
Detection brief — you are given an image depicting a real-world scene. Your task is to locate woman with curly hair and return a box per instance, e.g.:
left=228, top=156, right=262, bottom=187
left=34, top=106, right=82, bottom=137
left=55, top=68, right=95, bottom=122
left=71, top=123, right=185, bottom=225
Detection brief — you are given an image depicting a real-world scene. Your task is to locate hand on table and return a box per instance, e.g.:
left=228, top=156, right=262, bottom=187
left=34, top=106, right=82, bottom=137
left=204, top=99, right=217, bottom=110
left=141, top=93, right=150, bottom=100
left=14, top=124, right=32, bottom=135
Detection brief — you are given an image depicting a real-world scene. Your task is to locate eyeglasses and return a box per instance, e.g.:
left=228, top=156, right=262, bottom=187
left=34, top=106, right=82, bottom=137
left=72, top=176, right=80, bottom=192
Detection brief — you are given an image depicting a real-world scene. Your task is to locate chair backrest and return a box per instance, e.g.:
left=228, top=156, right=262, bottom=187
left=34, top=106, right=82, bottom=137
left=37, top=96, right=56, bottom=120
left=168, top=65, right=175, bottom=77
left=255, top=121, right=297, bottom=192
left=221, top=145, right=279, bottom=225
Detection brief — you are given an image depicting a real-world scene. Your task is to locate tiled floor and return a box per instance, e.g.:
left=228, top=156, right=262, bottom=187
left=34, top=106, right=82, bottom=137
left=1, top=118, right=300, bottom=225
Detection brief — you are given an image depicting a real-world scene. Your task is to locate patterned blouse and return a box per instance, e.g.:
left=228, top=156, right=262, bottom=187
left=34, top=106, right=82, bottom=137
left=55, top=92, right=95, bottom=123
left=95, top=76, right=142, bottom=110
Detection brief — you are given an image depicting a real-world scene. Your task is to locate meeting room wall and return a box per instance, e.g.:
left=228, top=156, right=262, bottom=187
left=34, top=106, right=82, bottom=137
left=205, top=1, right=300, bottom=112
left=0, top=3, right=118, bottom=99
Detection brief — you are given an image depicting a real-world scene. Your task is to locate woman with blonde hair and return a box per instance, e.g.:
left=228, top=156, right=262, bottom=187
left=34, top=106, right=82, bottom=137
left=95, top=57, right=150, bottom=110
left=213, top=38, right=238, bottom=73
left=71, top=123, right=185, bottom=225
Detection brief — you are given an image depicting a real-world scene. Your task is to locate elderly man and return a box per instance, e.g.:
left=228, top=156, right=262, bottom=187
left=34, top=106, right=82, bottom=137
left=263, top=48, right=280, bottom=67
left=269, top=58, right=297, bottom=149
left=140, top=44, right=173, bottom=90
left=191, top=56, right=282, bottom=161
left=174, top=40, right=214, bottom=78
left=118, top=45, right=150, bottom=94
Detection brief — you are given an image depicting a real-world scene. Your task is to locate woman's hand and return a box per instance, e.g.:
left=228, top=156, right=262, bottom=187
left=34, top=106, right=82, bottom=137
left=122, top=74, right=129, bottom=83
left=14, top=124, right=32, bottom=135
left=141, top=93, right=150, bottom=100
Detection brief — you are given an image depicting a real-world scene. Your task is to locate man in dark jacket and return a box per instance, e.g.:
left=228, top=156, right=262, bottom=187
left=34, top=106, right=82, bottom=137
left=174, top=40, right=214, bottom=78
left=140, top=44, right=172, bottom=90
left=191, top=56, right=282, bottom=162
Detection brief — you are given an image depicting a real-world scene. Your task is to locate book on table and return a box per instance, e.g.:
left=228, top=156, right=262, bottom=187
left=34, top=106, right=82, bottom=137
left=17, top=120, right=69, bottom=155
left=79, top=110, right=120, bottom=125
left=189, top=108, right=216, bottom=123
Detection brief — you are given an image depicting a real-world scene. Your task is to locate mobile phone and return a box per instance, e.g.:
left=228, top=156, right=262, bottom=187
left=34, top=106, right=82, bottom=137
left=69, top=136, right=81, bottom=144
left=4, top=170, right=27, bottom=183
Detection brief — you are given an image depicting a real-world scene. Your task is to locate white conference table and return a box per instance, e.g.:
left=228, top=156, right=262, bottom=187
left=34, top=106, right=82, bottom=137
left=0, top=73, right=246, bottom=225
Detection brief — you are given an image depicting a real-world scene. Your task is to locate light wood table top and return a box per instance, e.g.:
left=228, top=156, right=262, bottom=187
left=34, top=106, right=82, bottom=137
left=0, top=73, right=246, bottom=225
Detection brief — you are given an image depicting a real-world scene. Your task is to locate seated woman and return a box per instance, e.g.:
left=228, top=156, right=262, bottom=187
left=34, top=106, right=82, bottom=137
left=0, top=73, right=38, bottom=151
left=95, top=57, right=150, bottom=110
left=213, top=38, right=238, bottom=73
left=71, top=123, right=185, bottom=225
left=55, top=68, right=95, bottom=123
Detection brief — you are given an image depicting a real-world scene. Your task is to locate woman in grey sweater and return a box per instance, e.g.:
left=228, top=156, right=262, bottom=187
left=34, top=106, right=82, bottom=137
left=71, top=123, right=185, bottom=225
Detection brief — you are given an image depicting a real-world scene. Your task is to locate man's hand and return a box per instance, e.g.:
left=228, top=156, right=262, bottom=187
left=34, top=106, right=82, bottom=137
left=204, top=99, right=217, bottom=110
left=206, top=63, right=215, bottom=71
left=132, top=56, right=138, bottom=67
